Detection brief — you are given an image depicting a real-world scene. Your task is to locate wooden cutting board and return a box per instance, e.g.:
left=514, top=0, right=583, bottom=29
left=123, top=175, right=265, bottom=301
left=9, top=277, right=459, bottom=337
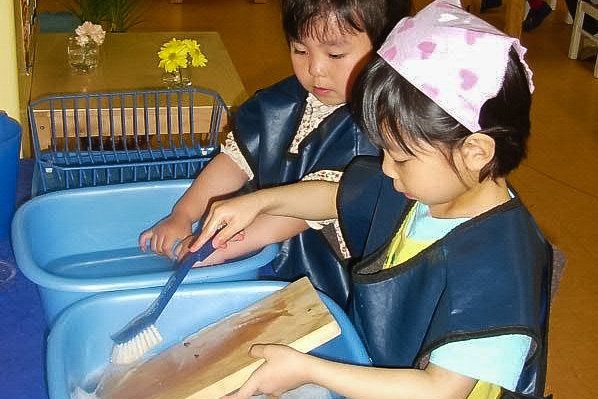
left=97, top=277, right=340, bottom=399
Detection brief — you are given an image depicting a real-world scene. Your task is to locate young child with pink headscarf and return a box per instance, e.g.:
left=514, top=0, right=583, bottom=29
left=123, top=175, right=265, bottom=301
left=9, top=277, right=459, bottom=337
left=193, top=1, right=554, bottom=398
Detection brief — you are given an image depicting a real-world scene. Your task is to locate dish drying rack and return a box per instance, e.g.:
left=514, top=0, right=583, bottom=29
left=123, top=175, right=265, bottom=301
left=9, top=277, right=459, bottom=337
left=28, top=87, right=229, bottom=196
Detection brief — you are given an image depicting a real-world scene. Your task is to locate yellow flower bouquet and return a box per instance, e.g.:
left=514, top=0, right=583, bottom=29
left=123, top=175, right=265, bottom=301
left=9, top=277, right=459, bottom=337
left=158, top=38, right=207, bottom=88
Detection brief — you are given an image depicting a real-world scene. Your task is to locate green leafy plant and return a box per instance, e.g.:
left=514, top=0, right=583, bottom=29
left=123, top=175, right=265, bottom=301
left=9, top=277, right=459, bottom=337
left=63, top=0, right=107, bottom=26
left=106, top=0, right=146, bottom=32
left=63, top=0, right=146, bottom=32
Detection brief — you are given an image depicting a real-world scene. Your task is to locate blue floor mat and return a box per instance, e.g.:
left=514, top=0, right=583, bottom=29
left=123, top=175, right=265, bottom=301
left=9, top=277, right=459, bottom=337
left=0, top=160, right=48, bottom=399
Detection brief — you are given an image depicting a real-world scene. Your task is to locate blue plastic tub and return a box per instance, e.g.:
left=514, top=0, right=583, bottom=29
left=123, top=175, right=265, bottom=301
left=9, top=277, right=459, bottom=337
left=11, top=180, right=279, bottom=324
left=0, top=111, right=21, bottom=241
left=47, top=281, right=371, bottom=399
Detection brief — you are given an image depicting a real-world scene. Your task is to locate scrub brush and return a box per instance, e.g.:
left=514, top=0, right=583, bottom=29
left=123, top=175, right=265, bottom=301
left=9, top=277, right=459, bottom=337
left=110, top=239, right=216, bottom=365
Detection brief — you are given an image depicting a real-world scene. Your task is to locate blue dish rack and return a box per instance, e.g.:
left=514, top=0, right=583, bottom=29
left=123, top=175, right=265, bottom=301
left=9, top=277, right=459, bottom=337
left=28, top=87, right=229, bottom=196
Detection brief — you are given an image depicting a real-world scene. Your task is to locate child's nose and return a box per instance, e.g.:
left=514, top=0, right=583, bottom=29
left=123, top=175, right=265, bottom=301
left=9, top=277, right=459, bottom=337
left=382, top=155, right=400, bottom=179
left=308, top=56, right=325, bottom=77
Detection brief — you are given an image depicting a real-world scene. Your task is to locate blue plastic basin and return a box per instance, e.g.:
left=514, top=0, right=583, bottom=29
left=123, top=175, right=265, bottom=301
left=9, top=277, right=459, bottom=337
left=11, top=180, right=279, bottom=324
left=0, top=112, right=21, bottom=241
left=47, top=281, right=371, bottom=399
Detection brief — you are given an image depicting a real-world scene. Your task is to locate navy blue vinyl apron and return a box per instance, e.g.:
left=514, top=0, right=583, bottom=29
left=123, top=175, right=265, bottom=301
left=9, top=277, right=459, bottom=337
left=233, top=76, right=378, bottom=306
left=338, top=156, right=553, bottom=399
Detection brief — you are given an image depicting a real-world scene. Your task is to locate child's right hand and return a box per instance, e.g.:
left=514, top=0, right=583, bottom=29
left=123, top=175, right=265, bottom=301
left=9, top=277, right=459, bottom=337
left=223, top=344, right=311, bottom=399
left=139, top=214, right=193, bottom=259
left=190, top=193, right=264, bottom=254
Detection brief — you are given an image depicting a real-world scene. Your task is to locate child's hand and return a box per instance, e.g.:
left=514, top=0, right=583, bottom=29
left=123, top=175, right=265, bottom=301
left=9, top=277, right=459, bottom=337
left=139, top=214, right=193, bottom=259
left=190, top=194, right=263, bottom=253
left=177, top=231, right=246, bottom=266
left=223, top=344, right=310, bottom=399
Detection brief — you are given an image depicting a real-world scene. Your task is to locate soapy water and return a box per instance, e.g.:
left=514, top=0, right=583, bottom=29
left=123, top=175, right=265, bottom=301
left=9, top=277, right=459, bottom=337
left=46, top=245, right=260, bottom=279
left=70, top=368, right=106, bottom=399
left=0, top=260, right=17, bottom=289
left=70, top=357, right=334, bottom=399
left=72, top=383, right=333, bottom=399
left=72, top=386, right=99, bottom=399
left=252, top=384, right=334, bottom=399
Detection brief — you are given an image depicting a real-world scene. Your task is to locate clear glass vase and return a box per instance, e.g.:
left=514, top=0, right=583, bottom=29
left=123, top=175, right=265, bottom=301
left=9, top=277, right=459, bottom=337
left=67, top=36, right=100, bottom=73
left=162, top=66, right=192, bottom=88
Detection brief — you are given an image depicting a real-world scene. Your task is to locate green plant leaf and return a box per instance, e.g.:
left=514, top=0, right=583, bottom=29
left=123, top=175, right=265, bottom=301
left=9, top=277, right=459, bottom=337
left=63, top=0, right=147, bottom=32
left=61, top=0, right=109, bottom=25
left=109, top=0, right=147, bottom=32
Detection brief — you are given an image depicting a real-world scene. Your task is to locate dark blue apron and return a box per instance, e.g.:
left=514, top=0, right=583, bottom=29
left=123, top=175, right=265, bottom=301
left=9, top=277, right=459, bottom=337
left=234, top=76, right=379, bottom=306
left=338, top=156, right=553, bottom=398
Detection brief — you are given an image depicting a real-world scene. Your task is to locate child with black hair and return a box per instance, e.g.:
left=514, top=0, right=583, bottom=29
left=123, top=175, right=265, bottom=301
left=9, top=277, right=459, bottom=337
left=140, top=0, right=404, bottom=305
left=194, top=1, right=553, bottom=398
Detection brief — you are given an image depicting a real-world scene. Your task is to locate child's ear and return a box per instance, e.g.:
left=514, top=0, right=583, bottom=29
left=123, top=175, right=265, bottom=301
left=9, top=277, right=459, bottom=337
left=460, top=133, right=496, bottom=172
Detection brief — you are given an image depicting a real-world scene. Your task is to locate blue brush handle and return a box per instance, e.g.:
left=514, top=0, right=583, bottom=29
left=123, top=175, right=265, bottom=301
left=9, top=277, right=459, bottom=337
left=149, top=241, right=215, bottom=319
left=111, top=239, right=216, bottom=343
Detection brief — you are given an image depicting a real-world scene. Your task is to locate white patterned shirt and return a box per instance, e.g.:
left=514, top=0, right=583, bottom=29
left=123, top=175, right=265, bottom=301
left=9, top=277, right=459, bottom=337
left=221, top=93, right=350, bottom=258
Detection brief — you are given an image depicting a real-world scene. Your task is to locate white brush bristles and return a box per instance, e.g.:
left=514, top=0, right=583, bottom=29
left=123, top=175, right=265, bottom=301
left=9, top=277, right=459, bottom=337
left=111, top=325, right=163, bottom=365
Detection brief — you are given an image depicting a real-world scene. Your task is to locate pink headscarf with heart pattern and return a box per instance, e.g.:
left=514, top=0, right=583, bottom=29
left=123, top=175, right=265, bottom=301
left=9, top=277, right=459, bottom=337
left=378, top=0, right=534, bottom=133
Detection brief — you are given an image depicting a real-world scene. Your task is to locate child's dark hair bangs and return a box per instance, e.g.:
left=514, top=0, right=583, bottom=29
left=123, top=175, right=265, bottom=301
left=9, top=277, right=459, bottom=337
left=283, top=0, right=361, bottom=43
left=353, top=57, right=453, bottom=155
left=352, top=58, right=399, bottom=150
left=282, top=0, right=394, bottom=46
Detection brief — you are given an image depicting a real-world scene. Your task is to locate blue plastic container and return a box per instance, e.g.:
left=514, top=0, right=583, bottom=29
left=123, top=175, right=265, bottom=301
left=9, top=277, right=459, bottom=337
left=47, top=281, right=371, bottom=399
left=0, top=111, right=21, bottom=241
left=11, top=180, right=279, bottom=324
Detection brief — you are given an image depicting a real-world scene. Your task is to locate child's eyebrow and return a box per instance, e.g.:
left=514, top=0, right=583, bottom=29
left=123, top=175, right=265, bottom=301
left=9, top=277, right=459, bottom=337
left=320, top=37, right=352, bottom=47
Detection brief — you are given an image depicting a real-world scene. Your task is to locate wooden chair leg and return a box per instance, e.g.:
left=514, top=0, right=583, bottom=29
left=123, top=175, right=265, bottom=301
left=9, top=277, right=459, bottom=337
left=568, top=1, right=598, bottom=77
left=504, top=0, right=525, bottom=37
left=568, top=0, right=585, bottom=59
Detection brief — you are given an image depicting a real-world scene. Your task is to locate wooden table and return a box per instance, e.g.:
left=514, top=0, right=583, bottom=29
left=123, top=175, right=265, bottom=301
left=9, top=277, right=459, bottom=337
left=27, top=31, right=248, bottom=156
left=169, top=0, right=268, bottom=3
left=30, top=31, right=248, bottom=105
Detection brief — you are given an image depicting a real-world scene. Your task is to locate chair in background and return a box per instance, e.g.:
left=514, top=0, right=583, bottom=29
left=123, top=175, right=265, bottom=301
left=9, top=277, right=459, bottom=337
left=568, top=0, right=598, bottom=77
left=447, top=0, right=527, bottom=37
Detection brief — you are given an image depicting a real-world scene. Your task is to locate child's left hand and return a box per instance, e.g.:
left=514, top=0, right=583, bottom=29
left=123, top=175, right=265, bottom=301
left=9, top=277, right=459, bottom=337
left=223, top=344, right=311, bottom=399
